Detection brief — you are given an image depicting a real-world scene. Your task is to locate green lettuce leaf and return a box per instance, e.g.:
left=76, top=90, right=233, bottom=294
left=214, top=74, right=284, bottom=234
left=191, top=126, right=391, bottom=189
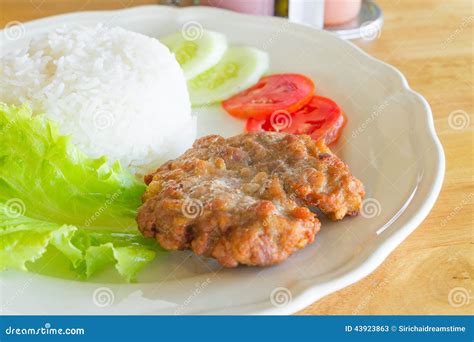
left=0, top=103, right=161, bottom=281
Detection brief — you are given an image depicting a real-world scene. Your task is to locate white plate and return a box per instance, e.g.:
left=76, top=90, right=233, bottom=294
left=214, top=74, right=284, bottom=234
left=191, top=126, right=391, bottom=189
left=0, top=5, right=444, bottom=315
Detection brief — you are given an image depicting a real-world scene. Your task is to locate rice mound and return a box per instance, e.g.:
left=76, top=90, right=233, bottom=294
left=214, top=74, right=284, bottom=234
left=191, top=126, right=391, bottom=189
left=0, top=24, right=196, bottom=174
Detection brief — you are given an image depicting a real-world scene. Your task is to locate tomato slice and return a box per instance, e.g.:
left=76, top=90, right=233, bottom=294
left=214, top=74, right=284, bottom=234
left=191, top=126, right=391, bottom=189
left=222, top=74, right=315, bottom=120
left=246, top=95, right=347, bottom=145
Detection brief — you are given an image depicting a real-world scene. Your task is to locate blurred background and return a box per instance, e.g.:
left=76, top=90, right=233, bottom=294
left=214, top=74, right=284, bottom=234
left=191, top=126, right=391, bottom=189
left=0, top=0, right=472, bottom=315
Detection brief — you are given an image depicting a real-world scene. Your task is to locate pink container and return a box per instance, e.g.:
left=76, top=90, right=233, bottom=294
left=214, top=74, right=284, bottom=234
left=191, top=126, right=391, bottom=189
left=201, top=0, right=275, bottom=16
left=324, top=0, right=362, bottom=26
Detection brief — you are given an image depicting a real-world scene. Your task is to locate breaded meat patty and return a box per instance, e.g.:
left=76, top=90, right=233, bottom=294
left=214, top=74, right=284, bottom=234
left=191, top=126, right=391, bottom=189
left=137, top=132, right=364, bottom=267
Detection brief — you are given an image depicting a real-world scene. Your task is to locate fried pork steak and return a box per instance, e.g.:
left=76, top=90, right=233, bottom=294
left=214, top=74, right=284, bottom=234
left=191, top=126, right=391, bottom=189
left=137, top=132, right=364, bottom=267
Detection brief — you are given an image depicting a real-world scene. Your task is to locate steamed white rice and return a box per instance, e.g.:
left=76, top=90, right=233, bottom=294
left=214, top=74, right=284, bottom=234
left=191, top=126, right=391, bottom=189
left=0, top=24, right=196, bottom=174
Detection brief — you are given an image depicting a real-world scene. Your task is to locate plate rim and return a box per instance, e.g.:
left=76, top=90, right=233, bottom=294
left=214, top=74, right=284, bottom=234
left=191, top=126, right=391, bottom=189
left=0, top=5, right=445, bottom=315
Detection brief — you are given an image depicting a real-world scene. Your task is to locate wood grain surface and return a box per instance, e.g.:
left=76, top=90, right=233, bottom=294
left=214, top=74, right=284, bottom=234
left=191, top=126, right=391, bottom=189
left=0, top=0, right=472, bottom=315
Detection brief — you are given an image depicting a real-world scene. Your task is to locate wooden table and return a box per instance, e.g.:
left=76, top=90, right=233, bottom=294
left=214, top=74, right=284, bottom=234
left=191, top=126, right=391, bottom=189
left=1, top=0, right=472, bottom=315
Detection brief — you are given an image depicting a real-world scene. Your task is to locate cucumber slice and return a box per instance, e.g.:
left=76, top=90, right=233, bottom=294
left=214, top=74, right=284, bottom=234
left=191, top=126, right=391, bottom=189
left=188, top=46, right=269, bottom=106
left=161, top=30, right=227, bottom=80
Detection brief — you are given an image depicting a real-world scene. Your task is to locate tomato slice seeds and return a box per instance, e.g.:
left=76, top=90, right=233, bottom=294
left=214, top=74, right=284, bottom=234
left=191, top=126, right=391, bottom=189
left=222, top=74, right=315, bottom=120
left=246, top=95, right=346, bottom=145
